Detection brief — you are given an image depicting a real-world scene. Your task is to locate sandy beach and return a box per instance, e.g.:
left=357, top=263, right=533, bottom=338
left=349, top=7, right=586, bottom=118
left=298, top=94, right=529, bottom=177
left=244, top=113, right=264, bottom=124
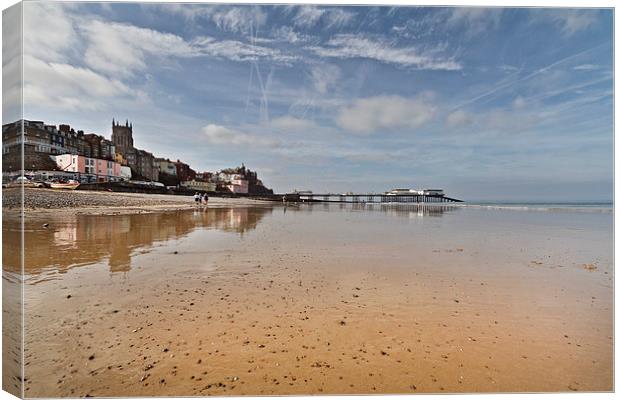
left=2, top=196, right=613, bottom=396
left=3, top=187, right=275, bottom=214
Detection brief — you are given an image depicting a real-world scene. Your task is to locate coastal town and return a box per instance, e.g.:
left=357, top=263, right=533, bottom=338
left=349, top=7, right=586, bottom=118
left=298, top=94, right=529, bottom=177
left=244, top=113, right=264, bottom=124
left=2, top=118, right=462, bottom=203
left=2, top=119, right=274, bottom=196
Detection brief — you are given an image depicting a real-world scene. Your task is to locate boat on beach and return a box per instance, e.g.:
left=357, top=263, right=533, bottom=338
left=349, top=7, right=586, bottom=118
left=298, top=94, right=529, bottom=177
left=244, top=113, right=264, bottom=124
left=49, top=180, right=80, bottom=190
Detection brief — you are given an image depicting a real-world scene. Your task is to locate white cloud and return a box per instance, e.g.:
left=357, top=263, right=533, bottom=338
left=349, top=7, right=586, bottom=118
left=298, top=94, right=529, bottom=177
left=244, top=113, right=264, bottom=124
left=19, top=4, right=157, bottom=114
left=293, top=6, right=325, bottom=28
left=292, top=6, right=354, bottom=29
left=573, top=64, right=600, bottom=71
left=549, top=9, right=599, bottom=37
left=512, top=96, right=527, bottom=109
left=23, top=55, right=136, bottom=111
left=308, top=34, right=461, bottom=71
left=337, top=95, right=437, bottom=135
left=323, top=9, right=355, bottom=29
left=310, top=64, right=341, bottom=94
left=3, top=4, right=23, bottom=122
left=203, top=124, right=279, bottom=147
left=18, top=2, right=301, bottom=115
left=445, top=8, right=503, bottom=37
left=270, top=116, right=318, bottom=132
left=499, top=64, right=520, bottom=73
left=25, top=3, right=295, bottom=81
left=343, top=152, right=392, bottom=163
left=83, top=22, right=297, bottom=75
left=446, top=110, right=473, bottom=127
left=445, top=103, right=547, bottom=133
left=159, top=4, right=269, bottom=35
left=23, top=2, right=79, bottom=62
left=81, top=20, right=196, bottom=77
left=272, top=26, right=302, bottom=43
left=81, top=21, right=296, bottom=77
left=149, top=3, right=209, bottom=21
left=249, top=26, right=316, bottom=47
left=471, top=108, right=542, bottom=132
left=529, top=9, right=599, bottom=37
left=271, top=26, right=311, bottom=43
left=208, top=6, right=267, bottom=35
left=192, top=37, right=297, bottom=65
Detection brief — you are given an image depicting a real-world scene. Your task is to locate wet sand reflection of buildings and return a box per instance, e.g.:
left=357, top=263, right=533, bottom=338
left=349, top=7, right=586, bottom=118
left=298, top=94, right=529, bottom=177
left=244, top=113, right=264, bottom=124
left=307, top=203, right=459, bottom=217
left=2, top=209, right=23, bottom=397
left=9, top=207, right=272, bottom=277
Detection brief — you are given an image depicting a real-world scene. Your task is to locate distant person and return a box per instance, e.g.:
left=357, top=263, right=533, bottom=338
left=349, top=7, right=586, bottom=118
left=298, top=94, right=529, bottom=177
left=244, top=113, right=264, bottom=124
left=194, top=192, right=200, bottom=204
left=203, top=193, right=209, bottom=204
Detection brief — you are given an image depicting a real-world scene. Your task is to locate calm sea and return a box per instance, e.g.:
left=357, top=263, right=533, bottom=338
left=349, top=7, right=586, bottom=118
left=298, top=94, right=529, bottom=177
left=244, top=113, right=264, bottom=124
left=457, top=201, right=613, bottom=213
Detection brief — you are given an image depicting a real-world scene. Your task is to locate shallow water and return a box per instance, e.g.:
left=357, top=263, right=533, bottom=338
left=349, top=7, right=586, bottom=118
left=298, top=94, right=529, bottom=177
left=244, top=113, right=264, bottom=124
left=4, top=203, right=614, bottom=395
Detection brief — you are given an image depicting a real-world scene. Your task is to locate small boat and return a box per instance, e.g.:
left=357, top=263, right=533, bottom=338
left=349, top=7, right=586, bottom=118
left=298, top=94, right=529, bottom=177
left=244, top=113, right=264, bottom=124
left=49, top=180, right=80, bottom=190
left=10, top=177, right=45, bottom=188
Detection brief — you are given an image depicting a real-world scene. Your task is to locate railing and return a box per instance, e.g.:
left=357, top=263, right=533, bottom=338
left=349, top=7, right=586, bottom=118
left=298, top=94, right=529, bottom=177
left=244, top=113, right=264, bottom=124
left=290, top=193, right=462, bottom=203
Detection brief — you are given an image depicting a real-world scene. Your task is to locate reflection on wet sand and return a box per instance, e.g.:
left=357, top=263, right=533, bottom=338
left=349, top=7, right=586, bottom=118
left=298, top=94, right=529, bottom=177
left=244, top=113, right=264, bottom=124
left=372, top=204, right=458, bottom=217
left=9, top=203, right=614, bottom=396
left=294, top=203, right=459, bottom=217
left=2, top=209, right=23, bottom=397
left=5, top=207, right=272, bottom=278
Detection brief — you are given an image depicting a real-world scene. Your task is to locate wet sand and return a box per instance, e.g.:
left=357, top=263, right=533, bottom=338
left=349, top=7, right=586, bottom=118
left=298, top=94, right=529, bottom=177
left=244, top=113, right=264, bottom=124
left=4, top=204, right=613, bottom=396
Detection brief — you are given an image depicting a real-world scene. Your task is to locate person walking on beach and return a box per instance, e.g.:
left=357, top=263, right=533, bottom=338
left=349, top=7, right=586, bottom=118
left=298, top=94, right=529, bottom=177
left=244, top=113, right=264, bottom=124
left=203, top=193, right=209, bottom=205
left=194, top=192, right=200, bottom=205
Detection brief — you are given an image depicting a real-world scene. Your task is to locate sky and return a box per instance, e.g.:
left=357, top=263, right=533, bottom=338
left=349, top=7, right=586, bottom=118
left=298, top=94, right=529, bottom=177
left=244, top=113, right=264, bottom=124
left=3, top=2, right=614, bottom=201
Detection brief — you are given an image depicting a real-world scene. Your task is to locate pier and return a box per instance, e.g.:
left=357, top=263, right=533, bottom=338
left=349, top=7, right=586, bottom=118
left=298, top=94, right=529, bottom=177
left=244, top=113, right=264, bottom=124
left=284, top=193, right=463, bottom=203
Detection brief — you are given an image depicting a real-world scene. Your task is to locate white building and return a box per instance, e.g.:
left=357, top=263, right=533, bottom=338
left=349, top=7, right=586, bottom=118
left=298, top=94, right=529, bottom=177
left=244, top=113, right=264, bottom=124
left=226, top=175, right=249, bottom=194
left=120, top=166, right=132, bottom=181
left=182, top=180, right=215, bottom=192
left=387, top=188, right=423, bottom=195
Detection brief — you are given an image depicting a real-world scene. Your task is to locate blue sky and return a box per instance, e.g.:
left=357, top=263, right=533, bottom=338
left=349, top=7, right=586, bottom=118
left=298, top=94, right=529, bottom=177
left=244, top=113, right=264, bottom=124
left=6, top=2, right=613, bottom=200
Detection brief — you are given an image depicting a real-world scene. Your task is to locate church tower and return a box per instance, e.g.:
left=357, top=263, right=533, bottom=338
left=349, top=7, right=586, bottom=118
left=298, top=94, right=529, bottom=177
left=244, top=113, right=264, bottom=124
left=111, top=118, right=134, bottom=154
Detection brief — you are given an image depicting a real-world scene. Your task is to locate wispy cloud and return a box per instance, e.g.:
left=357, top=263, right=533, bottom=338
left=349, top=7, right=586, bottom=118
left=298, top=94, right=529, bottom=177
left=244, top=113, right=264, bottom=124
left=446, top=110, right=473, bottom=127
left=451, top=42, right=608, bottom=111
left=291, top=6, right=355, bottom=29
left=270, top=116, right=318, bottom=132
left=21, top=2, right=300, bottom=114
left=309, top=63, right=341, bottom=94
left=292, top=5, right=324, bottom=28
left=573, top=63, right=600, bottom=71
left=548, top=9, right=600, bottom=37
left=308, top=34, right=461, bottom=71
left=192, top=36, right=297, bottom=65
left=263, top=26, right=311, bottom=44
left=81, top=20, right=298, bottom=77
left=15, top=3, right=612, bottom=198
left=445, top=7, right=503, bottom=37
left=203, top=124, right=279, bottom=147
left=207, top=6, right=267, bottom=35
left=158, top=4, right=269, bottom=35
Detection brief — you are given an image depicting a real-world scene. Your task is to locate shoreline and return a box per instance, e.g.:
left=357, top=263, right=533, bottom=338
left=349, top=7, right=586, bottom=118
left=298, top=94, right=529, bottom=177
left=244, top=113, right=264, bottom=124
left=3, top=188, right=612, bottom=217
left=2, top=187, right=278, bottom=215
